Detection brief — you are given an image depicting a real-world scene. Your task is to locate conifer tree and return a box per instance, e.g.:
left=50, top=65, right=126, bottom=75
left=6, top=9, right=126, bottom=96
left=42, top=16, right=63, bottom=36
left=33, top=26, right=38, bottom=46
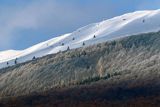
left=32, top=56, right=36, bottom=60
left=67, top=46, right=70, bottom=50
left=143, top=19, right=145, bottom=23
left=83, top=42, right=85, bottom=46
left=15, top=58, right=18, bottom=64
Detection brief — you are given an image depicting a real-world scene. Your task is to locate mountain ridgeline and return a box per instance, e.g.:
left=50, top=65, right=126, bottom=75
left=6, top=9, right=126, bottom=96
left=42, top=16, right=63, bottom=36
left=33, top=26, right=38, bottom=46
left=1, top=9, right=160, bottom=69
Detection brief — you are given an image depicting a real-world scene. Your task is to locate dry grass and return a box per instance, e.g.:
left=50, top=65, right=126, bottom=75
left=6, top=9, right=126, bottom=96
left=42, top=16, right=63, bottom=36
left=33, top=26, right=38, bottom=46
left=0, top=31, right=160, bottom=98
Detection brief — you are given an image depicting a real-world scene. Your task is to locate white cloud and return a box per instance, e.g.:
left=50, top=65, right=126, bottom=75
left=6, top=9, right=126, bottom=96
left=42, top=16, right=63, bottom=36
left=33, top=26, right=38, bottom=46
left=0, top=0, right=89, bottom=50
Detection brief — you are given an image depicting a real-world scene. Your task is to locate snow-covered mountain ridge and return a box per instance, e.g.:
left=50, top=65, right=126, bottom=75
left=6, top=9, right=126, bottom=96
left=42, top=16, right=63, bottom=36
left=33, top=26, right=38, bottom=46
left=0, top=9, right=160, bottom=69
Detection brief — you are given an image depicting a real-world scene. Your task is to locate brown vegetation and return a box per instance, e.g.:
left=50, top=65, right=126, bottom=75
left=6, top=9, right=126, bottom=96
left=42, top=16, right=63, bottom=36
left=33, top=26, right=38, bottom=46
left=0, top=78, right=160, bottom=107
left=0, top=31, right=160, bottom=106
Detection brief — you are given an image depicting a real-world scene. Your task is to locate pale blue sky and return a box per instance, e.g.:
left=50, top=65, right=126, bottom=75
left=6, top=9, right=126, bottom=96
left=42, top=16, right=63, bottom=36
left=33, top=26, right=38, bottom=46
left=0, top=0, right=160, bottom=51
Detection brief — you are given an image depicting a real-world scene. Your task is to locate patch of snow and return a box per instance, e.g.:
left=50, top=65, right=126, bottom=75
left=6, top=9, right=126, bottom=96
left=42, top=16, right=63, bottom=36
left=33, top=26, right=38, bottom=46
left=0, top=9, right=160, bottom=69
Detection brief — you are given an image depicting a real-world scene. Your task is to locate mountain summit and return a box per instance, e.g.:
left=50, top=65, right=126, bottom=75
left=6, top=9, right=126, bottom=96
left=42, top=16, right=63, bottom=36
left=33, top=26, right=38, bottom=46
left=0, top=9, right=160, bottom=69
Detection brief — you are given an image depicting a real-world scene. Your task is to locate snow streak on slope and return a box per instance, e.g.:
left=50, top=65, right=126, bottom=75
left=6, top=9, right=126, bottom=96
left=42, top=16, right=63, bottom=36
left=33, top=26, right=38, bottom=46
left=0, top=9, right=160, bottom=69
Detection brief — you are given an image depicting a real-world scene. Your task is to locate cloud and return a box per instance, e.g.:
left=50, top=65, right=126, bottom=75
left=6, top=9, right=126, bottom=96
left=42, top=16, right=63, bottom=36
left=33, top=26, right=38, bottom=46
left=0, top=0, right=90, bottom=50
left=1, top=0, right=146, bottom=51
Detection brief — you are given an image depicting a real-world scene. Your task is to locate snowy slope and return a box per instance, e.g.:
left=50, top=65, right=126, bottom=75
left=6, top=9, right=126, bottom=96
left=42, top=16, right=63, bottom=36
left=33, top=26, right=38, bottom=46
left=0, top=9, right=160, bottom=69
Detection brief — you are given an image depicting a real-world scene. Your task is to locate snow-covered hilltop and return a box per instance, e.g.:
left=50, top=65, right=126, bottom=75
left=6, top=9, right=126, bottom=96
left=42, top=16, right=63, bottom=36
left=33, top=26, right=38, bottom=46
left=0, top=9, right=160, bottom=69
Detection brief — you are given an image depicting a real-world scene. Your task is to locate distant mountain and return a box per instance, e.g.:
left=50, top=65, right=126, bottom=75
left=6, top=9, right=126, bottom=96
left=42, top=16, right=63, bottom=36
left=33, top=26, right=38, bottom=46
left=1, top=9, right=160, bottom=69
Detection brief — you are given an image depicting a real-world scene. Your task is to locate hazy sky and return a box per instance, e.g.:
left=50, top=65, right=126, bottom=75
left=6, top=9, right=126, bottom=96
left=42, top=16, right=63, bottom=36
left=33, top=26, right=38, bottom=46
left=0, top=0, right=160, bottom=51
